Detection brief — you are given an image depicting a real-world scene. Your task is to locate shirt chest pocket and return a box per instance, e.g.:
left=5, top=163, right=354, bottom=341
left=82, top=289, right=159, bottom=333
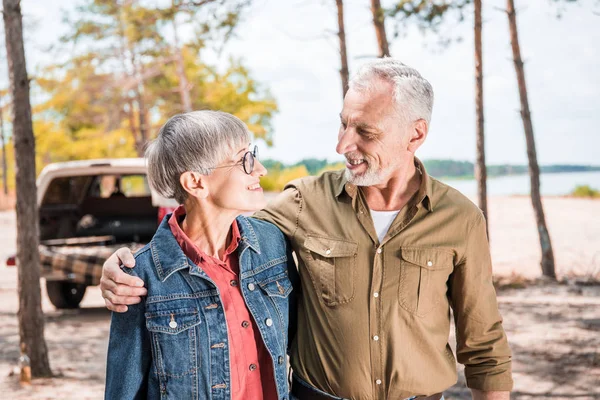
left=145, top=306, right=202, bottom=379
left=303, top=236, right=358, bottom=307
left=397, top=247, right=453, bottom=317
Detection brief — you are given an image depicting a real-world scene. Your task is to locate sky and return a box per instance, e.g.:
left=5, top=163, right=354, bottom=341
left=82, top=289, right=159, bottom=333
left=5, top=0, right=600, bottom=165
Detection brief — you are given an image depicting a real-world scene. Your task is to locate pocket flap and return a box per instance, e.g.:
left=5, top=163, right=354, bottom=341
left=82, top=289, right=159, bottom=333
left=304, top=236, right=358, bottom=258
left=258, top=273, right=293, bottom=298
left=145, top=308, right=201, bottom=334
left=400, top=248, right=453, bottom=270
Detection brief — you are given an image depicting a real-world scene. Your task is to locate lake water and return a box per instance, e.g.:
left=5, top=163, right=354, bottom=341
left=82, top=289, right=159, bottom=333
left=440, top=171, right=600, bottom=196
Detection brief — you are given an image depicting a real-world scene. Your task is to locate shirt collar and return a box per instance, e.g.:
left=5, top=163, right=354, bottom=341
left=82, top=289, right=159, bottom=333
left=167, top=204, right=242, bottom=266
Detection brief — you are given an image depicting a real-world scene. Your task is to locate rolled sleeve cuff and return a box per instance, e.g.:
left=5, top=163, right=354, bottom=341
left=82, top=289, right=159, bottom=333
left=465, top=364, right=514, bottom=391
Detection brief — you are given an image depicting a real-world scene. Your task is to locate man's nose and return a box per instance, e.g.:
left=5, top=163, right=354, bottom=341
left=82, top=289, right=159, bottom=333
left=336, top=128, right=358, bottom=155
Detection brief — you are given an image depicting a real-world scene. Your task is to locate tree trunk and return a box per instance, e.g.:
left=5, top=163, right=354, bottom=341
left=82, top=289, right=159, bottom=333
left=172, top=2, right=193, bottom=112
left=506, top=0, right=556, bottom=279
left=370, top=0, right=390, bottom=57
left=0, top=101, right=8, bottom=195
left=131, top=53, right=149, bottom=156
left=2, top=0, right=53, bottom=377
left=335, top=0, right=349, bottom=98
left=474, top=0, right=488, bottom=236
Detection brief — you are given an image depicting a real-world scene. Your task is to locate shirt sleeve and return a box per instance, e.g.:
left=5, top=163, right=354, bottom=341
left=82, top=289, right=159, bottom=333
left=105, top=269, right=151, bottom=399
left=253, top=184, right=303, bottom=240
left=449, top=212, right=514, bottom=392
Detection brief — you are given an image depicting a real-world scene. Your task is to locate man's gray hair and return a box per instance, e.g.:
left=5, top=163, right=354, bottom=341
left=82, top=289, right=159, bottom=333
left=349, top=58, right=434, bottom=124
left=145, top=110, right=250, bottom=204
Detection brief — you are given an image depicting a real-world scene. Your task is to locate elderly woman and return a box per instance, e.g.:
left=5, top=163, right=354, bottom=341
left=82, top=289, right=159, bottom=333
left=105, top=111, right=297, bottom=400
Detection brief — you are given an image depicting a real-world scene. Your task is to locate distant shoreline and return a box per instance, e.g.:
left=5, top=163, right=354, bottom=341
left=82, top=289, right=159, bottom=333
left=437, top=169, right=600, bottom=181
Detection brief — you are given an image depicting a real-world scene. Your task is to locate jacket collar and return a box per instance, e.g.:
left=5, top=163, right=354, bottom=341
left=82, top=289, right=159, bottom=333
left=150, top=214, right=261, bottom=282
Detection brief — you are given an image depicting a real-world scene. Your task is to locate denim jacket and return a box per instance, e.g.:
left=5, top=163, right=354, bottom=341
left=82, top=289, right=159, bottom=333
left=105, top=215, right=298, bottom=400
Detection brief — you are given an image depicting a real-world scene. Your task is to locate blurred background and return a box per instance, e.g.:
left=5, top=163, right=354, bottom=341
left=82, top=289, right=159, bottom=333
left=0, top=0, right=599, bottom=398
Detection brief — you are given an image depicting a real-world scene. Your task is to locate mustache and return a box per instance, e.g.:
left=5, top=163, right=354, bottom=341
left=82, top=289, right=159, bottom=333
left=344, top=152, right=368, bottom=161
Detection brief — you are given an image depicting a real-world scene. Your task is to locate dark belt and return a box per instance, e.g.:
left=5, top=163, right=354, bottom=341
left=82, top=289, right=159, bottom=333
left=291, top=374, right=444, bottom=400
left=291, top=374, right=346, bottom=400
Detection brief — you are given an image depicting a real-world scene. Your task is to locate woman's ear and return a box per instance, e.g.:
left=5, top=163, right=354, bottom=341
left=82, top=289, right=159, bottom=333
left=179, top=171, right=209, bottom=199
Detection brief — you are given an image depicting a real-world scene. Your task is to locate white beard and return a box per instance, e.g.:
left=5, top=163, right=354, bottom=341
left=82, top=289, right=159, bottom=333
left=344, top=163, right=395, bottom=186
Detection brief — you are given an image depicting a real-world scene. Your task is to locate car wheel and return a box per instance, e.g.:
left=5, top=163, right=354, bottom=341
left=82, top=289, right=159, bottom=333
left=46, top=281, right=87, bottom=309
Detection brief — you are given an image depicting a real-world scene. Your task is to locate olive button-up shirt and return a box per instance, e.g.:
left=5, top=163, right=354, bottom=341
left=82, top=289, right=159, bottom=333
left=254, top=159, right=513, bottom=399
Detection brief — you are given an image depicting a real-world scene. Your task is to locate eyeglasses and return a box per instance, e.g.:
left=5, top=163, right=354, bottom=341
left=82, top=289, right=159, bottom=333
left=210, top=145, right=259, bottom=175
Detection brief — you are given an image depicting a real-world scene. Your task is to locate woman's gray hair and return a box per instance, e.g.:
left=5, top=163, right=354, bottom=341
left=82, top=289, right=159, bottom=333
left=145, top=110, right=250, bottom=204
left=349, top=58, right=434, bottom=124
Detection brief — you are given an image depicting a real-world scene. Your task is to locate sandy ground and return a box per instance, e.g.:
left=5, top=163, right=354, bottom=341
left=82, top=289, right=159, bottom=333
left=0, top=196, right=599, bottom=399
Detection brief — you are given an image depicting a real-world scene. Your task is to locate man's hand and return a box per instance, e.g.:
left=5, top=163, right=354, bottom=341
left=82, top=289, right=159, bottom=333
left=100, top=247, right=147, bottom=312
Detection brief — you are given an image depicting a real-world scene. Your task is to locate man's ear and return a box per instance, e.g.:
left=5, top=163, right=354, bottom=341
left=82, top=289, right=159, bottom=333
left=179, top=171, right=208, bottom=199
left=407, top=119, right=428, bottom=153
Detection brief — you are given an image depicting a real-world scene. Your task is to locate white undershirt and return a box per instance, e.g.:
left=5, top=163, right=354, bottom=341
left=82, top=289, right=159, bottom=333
left=370, top=209, right=401, bottom=242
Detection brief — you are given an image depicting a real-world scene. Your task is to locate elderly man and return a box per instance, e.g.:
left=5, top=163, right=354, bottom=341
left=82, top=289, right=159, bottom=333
left=101, top=58, right=513, bottom=400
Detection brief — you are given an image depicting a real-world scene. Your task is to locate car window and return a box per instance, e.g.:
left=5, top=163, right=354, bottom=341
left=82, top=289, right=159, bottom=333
left=42, top=174, right=152, bottom=205
left=41, top=176, right=92, bottom=205
left=87, top=174, right=152, bottom=198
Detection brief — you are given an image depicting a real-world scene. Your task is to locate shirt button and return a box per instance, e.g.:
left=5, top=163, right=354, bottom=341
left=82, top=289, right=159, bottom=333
left=278, top=356, right=284, bottom=364
left=241, top=321, right=250, bottom=328
left=427, top=261, right=433, bottom=267
left=230, top=280, right=238, bottom=287
left=248, top=283, right=256, bottom=291
left=373, top=292, right=379, bottom=298
left=376, top=379, right=382, bottom=385
left=249, top=363, right=257, bottom=371
left=373, top=335, right=379, bottom=341
left=265, top=318, right=273, bottom=327
left=325, top=249, right=331, bottom=255
left=376, top=248, right=382, bottom=254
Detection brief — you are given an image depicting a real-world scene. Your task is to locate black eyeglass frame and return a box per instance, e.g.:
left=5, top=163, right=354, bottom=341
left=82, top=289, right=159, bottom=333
left=209, top=145, right=259, bottom=175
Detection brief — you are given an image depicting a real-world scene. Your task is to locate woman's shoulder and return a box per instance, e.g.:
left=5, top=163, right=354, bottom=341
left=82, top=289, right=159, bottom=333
left=127, top=243, right=156, bottom=279
left=239, top=215, right=285, bottom=238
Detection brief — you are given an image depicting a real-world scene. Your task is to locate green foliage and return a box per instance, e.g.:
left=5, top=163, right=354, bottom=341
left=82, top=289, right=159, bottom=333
left=260, top=165, right=310, bottom=192
left=291, top=158, right=329, bottom=175
left=423, top=159, right=473, bottom=178
left=145, top=55, right=277, bottom=144
left=258, top=158, right=346, bottom=192
left=571, top=185, right=600, bottom=198
left=24, top=0, right=275, bottom=175
left=387, top=0, right=472, bottom=44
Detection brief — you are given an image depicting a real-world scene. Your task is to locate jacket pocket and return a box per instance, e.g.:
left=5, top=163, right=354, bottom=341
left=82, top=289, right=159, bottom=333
left=257, top=272, right=294, bottom=351
left=304, top=235, right=357, bottom=306
left=398, top=247, right=453, bottom=317
left=259, top=273, right=293, bottom=298
left=145, top=306, right=202, bottom=379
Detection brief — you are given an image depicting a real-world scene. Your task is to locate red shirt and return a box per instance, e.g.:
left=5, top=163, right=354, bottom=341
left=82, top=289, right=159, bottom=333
left=168, top=206, right=277, bottom=400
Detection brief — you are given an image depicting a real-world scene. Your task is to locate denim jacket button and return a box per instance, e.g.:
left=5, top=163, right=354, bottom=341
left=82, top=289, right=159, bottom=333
left=248, top=283, right=256, bottom=291
left=169, top=320, right=178, bottom=329
left=265, top=318, right=273, bottom=327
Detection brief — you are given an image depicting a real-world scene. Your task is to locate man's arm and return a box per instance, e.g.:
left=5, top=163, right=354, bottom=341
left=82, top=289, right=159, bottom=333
left=253, top=184, right=302, bottom=239
left=100, top=248, right=147, bottom=312
left=449, top=212, right=513, bottom=396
